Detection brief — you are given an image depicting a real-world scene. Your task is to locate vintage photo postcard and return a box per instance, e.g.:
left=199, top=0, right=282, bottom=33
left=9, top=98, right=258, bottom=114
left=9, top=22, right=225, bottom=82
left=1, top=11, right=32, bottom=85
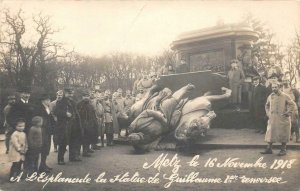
left=0, top=0, right=299, bottom=191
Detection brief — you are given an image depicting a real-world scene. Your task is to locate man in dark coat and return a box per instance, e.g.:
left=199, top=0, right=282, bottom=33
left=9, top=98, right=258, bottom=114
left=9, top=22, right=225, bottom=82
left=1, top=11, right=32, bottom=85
left=3, top=95, right=16, bottom=154
left=33, top=93, right=53, bottom=172
left=77, top=91, right=98, bottom=157
left=54, top=87, right=82, bottom=165
left=250, top=76, right=268, bottom=134
left=6, top=86, right=34, bottom=133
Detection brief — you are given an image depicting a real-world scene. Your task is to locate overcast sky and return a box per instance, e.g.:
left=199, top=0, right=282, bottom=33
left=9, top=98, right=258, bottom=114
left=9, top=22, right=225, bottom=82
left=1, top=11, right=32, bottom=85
left=0, top=0, right=299, bottom=57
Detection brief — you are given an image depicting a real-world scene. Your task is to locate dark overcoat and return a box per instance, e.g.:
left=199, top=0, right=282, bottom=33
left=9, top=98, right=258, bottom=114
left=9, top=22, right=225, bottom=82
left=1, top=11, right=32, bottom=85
left=77, top=100, right=98, bottom=144
left=54, top=97, right=82, bottom=145
left=6, top=100, right=34, bottom=133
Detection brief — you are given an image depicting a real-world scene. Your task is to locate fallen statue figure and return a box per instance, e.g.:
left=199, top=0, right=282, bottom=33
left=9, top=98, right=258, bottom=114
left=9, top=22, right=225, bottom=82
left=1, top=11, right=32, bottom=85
left=127, top=84, right=232, bottom=152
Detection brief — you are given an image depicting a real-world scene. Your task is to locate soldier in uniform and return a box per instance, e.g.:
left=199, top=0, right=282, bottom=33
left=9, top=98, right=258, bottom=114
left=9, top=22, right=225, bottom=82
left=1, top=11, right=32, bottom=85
left=137, top=74, right=154, bottom=92
left=261, top=82, right=297, bottom=156
left=103, top=90, right=114, bottom=146
left=124, top=90, right=135, bottom=115
left=92, top=92, right=105, bottom=147
left=227, top=59, right=245, bottom=111
left=54, top=87, right=82, bottom=164
left=77, top=91, right=98, bottom=157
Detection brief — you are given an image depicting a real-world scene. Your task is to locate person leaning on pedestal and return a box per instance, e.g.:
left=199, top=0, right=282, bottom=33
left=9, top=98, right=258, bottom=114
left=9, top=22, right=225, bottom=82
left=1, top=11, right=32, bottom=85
left=261, top=81, right=297, bottom=156
left=227, top=59, right=245, bottom=111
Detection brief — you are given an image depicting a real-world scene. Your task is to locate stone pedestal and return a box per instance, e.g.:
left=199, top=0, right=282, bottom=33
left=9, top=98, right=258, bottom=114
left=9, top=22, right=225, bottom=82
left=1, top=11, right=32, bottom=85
left=171, top=23, right=259, bottom=74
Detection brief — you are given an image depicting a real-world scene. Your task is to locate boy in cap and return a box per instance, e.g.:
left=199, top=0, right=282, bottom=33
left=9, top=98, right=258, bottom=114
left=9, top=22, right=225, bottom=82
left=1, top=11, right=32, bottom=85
left=26, top=116, right=43, bottom=175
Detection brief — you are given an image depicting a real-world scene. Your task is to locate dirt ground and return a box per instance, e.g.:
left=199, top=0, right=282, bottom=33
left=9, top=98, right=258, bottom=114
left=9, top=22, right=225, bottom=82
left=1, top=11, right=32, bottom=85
left=0, top=144, right=300, bottom=191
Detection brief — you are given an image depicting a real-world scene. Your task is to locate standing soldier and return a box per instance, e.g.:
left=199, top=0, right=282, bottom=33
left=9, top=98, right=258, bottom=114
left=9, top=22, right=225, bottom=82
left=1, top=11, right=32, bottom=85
left=77, top=90, right=98, bottom=157
left=282, top=78, right=300, bottom=142
left=122, top=90, right=135, bottom=136
left=227, top=59, right=245, bottom=111
left=124, top=90, right=135, bottom=115
left=115, top=88, right=125, bottom=111
left=33, top=93, right=53, bottom=172
left=3, top=95, right=16, bottom=154
left=54, top=87, right=82, bottom=164
left=92, top=92, right=105, bottom=147
left=103, top=90, right=114, bottom=146
left=49, top=90, right=64, bottom=152
left=261, top=82, right=297, bottom=156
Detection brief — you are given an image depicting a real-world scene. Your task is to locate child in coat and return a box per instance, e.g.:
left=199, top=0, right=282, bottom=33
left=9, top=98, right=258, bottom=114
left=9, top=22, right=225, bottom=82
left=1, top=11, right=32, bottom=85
left=8, top=118, right=28, bottom=182
left=26, top=116, right=43, bottom=175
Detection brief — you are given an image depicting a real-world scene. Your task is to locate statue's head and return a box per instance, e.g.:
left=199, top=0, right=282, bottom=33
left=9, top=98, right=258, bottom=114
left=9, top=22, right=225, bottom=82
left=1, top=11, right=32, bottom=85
left=174, top=111, right=216, bottom=142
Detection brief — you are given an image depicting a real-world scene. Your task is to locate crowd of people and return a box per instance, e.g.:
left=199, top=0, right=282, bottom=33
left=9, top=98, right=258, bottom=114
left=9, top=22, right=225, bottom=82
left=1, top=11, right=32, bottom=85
left=2, top=58, right=300, bottom=182
left=228, top=58, right=300, bottom=156
left=2, top=77, right=157, bottom=182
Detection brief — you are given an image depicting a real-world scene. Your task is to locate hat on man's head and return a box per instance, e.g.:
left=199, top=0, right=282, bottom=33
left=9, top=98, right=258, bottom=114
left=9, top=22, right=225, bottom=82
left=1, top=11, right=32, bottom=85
left=238, top=43, right=252, bottom=50
left=252, top=76, right=261, bottom=81
left=64, top=87, right=74, bottom=93
left=82, top=90, right=90, bottom=97
left=17, top=85, right=31, bottom=93
left=38, top=93, right=50, bottom=101
left=56, top=90, right=63, bottom=96
left=230, top=59, right=239, bottom=64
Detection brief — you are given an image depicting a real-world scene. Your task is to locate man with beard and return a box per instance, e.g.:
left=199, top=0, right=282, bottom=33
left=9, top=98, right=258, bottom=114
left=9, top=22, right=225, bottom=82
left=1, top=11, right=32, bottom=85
left=3, top=95, right=16, bottom=154
left=49, top=90, right=64, bottom=152
left=32, top=93, right=53, bottom=172
left=77, top=90, right=98, bottom=157
left=261, top=82, right=297, bottom=156
left=54, top=87, right=82, bottom=164
left=7, top=86, right=34, bottom=133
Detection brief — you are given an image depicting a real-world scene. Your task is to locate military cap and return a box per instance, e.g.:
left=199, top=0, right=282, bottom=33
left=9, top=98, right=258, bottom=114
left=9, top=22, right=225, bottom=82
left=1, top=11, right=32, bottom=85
left=7, top=94, right=16, bottom=99
left=64, top=87, right=74, bottom=93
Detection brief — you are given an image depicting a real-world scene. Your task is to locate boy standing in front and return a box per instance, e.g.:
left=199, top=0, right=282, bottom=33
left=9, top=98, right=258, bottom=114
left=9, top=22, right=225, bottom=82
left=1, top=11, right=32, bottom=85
left=26, top=116, right=43, bottom=175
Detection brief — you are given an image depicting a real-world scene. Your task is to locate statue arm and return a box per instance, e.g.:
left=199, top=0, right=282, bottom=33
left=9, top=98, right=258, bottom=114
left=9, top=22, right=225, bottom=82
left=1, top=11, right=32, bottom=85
left=204, top=87, right=232, bottom=102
